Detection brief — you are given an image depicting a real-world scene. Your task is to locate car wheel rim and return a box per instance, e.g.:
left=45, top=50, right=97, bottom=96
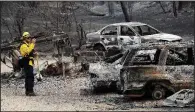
left=153, top=90, right=163, bottom=99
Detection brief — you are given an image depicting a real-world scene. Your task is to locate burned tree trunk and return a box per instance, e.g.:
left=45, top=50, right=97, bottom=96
left=172, top=1, right=177, bottom=17
left=70, top=2, right=85, bottom=50
left=158, top=1, right=166, bottom=13
left=120, top=1, right=130, bottom=22
left=178, top=1, right=183, bottom=12
left=108, top=2, right=114, bottom=16
left=127, top=2, right=133, bottom=21
left=78, top=23, right=86, bottom=50
left=15, top=9, right=25, bottom=38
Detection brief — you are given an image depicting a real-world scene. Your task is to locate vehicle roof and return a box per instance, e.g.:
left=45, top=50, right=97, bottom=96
left=110, top=22, right=147, bottom=26
left=124, top=42, right=194, bottom=50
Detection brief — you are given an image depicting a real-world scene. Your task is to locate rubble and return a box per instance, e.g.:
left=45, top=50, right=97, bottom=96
left=163, top=89, right=194, bottom=107
left=88, top=51, right=125, bottom=91
left=1, top=72, right=15, bottom=79
left=40, top=61, right=88, bottom=79
left=41, top=62, right=72, bottom=76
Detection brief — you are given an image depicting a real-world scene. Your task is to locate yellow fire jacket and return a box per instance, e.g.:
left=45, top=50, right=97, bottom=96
left=20, top=42, right=35, bottom=66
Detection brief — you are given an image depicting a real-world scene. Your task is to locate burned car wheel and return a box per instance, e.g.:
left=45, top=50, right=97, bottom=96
left=109, top=81, right=118, bottom=91
left=152, top=87, right=165, bottom=100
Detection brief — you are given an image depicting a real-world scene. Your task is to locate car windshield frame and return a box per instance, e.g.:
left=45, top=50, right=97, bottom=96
left=132, top=25, right=161, bottom=36
left=100, top=25, right=118, bottom=35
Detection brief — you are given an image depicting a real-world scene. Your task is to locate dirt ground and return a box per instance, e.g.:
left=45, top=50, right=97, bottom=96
left=1, top=59, right=194, bottom=111
left=1, top=2, right=194, bottom=111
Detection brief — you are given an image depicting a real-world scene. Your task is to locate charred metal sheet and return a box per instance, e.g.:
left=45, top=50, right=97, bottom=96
left=128, top=82, right=146, bottom=89
left=158, top=48, right=168, bottom=66
left=122, top=66, right=165, bottom=81
left=123, top=41, right=194, bottom=51
left=121, top=65, right=194, bottom=92
left=42, top=62, right=73, bottom=76
left=163, top=89, right=194, bottom=107
left=88, top=52, right=124, bottom=89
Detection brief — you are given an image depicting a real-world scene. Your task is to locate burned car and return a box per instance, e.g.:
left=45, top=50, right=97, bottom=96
left=117, top=42, right=194, bottom=100
left=88, top=52, right=124, bottom=91
left=88, top=44, right=160, bottom=91
left=86, top=22, right=182, bottom=51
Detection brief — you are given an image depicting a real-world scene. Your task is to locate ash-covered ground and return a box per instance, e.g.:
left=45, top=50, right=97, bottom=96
left=1, top=60, right=194, bottom=111
left=1, top=77, right=194, bottom=111
left=1, top=2, right=194, bottom=111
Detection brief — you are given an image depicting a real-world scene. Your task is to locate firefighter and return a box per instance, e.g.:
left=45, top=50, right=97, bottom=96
left=20, top=32, right=37, bottom=96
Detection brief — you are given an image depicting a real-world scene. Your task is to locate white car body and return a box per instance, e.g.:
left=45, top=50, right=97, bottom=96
left=86, top=22, right=182, bottom=50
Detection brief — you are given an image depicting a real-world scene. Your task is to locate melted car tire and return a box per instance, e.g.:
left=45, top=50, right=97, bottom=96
left=151, top=87, right=165, bottom=100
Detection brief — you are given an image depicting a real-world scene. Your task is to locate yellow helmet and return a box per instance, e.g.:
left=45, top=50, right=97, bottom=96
left=22, top=32, right=30, bottom=39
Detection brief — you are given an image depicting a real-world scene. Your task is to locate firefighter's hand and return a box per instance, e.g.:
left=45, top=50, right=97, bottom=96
left=32, top=38, right=36, bottom=44
left=34, top=52, right=39, bottom=56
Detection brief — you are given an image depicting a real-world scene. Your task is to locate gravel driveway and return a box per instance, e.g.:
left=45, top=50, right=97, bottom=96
left=1, top=75, right=194, bottom=111
left=1, top=58, right=194, bottom=111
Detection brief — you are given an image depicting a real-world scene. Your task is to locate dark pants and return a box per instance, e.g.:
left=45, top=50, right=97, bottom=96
left=23, top=58, right=34, bottom=93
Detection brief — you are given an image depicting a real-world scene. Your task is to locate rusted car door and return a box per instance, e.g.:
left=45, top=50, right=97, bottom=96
left=118, top=46, right=194, bottom=96
left=164, top=47, right=194, bottom=91
left=120, top=49, right=159, bottom=91
left=119, top=48, right=169, bottom=92
left=100, top=25, right=119, bottom=46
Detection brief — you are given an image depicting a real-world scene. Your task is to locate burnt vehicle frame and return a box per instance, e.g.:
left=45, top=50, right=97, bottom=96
left=88, top=52, right=125, bottom=92
left=117, top=42, right=194, bottom=100
left=86, top=22, right=182, bottom=51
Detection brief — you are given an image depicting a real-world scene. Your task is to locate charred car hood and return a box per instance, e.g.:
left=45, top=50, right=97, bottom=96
left=142, top=33, right=182, bottom=41
left=86, top=31, right=99, bottom=37
left=89, top=62, right=121, bottom=80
